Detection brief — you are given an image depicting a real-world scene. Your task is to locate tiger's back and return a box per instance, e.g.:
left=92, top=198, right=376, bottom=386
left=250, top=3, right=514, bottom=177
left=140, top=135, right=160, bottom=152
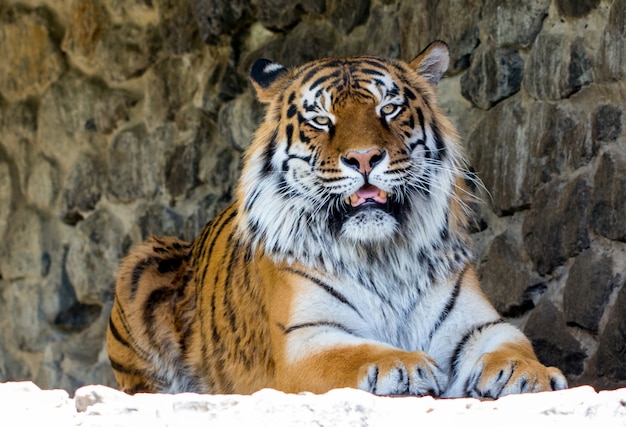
left=107, top=205, right=277, bottom=394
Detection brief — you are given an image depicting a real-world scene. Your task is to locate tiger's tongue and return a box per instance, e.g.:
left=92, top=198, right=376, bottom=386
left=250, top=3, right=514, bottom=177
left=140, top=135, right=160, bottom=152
left=351, top=185, right=387, bottom=207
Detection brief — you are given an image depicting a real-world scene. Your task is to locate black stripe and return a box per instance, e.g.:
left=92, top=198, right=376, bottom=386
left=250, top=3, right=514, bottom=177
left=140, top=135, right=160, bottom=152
left=283, top=321, right=358, bottom=336
left=284, top=268, right=363, bottom=318
left=130, top=257, right=157, bottom=300
left=114, top=301, right=153, bottom=362
left=428, top=266, right=467, bottom=341
left=449, top=319, right=505, bottom=379
left=143, top=286, right=176, bottom=350
left=108, top=316, right=132, bottom=349
left=261, top=130, right=278, bottom=176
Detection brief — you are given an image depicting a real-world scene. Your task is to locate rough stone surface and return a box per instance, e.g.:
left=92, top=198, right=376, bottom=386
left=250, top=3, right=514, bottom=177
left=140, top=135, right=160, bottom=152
left=522, top=176, right=591, bottom=276
left=461, top=42, right=524, bottom=109
left=1, top=382, right=626, bottom=425
left=0, top=6, right=66, bottom=102
left=1, top=0, right=626, bottom=396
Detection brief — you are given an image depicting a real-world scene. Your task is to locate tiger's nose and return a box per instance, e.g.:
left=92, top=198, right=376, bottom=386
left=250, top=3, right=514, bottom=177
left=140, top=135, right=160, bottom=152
left=341, top=149, right=386, bottom=175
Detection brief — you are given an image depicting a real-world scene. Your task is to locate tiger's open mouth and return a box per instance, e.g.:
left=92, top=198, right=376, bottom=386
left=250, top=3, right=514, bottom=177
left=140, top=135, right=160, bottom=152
left=344, top=184, right=388, bottom=208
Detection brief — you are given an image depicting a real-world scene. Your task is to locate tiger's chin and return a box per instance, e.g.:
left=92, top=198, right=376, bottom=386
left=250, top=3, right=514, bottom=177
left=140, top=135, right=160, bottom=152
left=340, top=206, right=399, bottom=243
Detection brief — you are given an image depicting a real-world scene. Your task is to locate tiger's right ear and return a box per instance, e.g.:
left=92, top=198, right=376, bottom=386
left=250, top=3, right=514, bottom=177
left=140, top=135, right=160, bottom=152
left=250, top=59, right=290, bottom=103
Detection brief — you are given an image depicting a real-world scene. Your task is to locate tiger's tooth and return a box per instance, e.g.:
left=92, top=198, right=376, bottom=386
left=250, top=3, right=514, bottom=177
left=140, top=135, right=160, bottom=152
left=345, top=197, right=351, bottom=205
left=379, top=190, right=388, bottom=200
left=350, top=193, right=359, bottom=205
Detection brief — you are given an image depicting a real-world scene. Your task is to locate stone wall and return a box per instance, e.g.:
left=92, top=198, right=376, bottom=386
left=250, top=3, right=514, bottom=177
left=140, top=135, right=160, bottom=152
left=0, top=0, right=624, bottom=393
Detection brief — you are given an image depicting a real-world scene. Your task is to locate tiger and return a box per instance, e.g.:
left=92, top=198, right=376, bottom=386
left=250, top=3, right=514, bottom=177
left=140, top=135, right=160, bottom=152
left=106, top=40, right=567, bottom=398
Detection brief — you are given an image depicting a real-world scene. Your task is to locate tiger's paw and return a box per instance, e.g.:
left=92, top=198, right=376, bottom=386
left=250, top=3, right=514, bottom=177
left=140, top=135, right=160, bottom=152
left=466, top=352, right=568, bottom=399
left=357, top=351, right=446, bottom=396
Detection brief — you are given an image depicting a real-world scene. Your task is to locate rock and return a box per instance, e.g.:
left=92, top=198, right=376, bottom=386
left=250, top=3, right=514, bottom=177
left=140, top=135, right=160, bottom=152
left=95, top=23, right=160, bottom=83
left=479, top=0, right=550, bottom=48
left=524, top=33, right=592, bottom=100
left=525, top=300, right=587, bottom=377
left=61, top=0, right=111, bottom=69
left=37, top=74, right=110, bottom=164
left=253, top=0, right=325, bottom=31
left=0, top=209, right=43, bottom=280
left=137, top=203, right=184, bottom=239
left=218, top=92, right=264, bottom=152
left=106, top=124, right=160, bottom=203
left=26, top=155, right=58, bottom=209
left=277, top=20, right=339, bottom=66
left=158, top=0, right=200, bottom=54
left=461, top=42, right=524, bottom=110
left=556, top=0, right=600, bottom=18
left=399, top=0, right=480, bottom=72
left=62, top=154, right=104, bottom=218
left=329, top=0, right=370, bottom=35
left=0, top=161, right=12, bottom=238
left=0, top=5, right=66, bottom=102
left=599, top=0, right=626, bottom=81
left=466, top=98, right=532, bottom=214
left=591, top=150, right=626, bottom=242
left=191, top=0, right=252, bottom=44
left=65, top=208, right=124, bottom=305
left=593, top=104, right=623, bottom=143
left=144, top=54, right=204, bottom=127
left=564, top=249, right=621, bottom=333
left=522, top=176, right=591, bottom=275
left=478, top=231, right=542, bottom=317
left=596, top=283, right=626, bottom=383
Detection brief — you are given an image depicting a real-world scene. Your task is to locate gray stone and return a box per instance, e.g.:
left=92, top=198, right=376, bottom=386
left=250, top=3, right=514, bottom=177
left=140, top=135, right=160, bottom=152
left=479, top=231, right=542, bottom=317
left=0, top=5, right=66, bottom=102
left=63, top=154, right=104, bottom=218
left=593, top=104, right=623, bottom=143
left=461, top=43, right=523, bottom=110
left=191, top=0, right=252, bottom=44
left=218, top=92, right=264, bottom=152
left=522, top=176, right=591, bottom=275
left=529, top=103, right=596, bottom=180
left=93, top=90, right=138, bottom=135
left=25, top=155, right=58, bottom=209
left=564, top=249, right=621, bottom=333
left=0, top=209, right=43, bottom=280
left=591, top=150, right=626, bottom=242
left=399, top=0, right=480, bottom=72
left=600, top=0, right=626, bottom=81
left=278, top=21, right=339, bottom=66
left=157, top=0, right=200, bottom=54
left=106, top=124, right=158, bottom=203
left=556, top=0, right=600, bottom=18
left=524, top=34, right=592, bottom=100
left=65, top=208, right=124, bottom=305
left=137, top=203, right=184, bottom=239
left=466, top=98, right=532, bottom=214
left=253, top=0, right=325, bottom=31
left=596, top=282, right=626, bottom=383
left=329, top=0, right=370, bottom=35
left=525, top=300, right=586, bottom=377
left=0, top=161, right=12, bottom=238
left=95, top=23, right=159, bottom=83
left=60, top=0, right=111, bottom=69
left=479, top=0, right=550, bottom=48
left=144, top=54, right=204, bottom=127
left=37, top=74, right=109, bottom=164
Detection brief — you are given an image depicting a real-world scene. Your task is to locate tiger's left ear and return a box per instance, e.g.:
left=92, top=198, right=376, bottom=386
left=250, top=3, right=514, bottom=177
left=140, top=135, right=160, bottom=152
left=250, top=58, right=291, bottom=103
left=409, top=41, right=450, bottom=85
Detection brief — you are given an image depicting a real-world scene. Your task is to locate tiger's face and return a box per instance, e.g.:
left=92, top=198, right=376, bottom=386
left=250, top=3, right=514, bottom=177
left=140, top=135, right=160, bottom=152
left=239, top=42, right=468, bottom=269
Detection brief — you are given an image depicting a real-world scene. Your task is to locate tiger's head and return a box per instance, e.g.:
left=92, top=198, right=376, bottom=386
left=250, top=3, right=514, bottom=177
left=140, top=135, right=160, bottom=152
left=237, top=41, right=473, bottom=276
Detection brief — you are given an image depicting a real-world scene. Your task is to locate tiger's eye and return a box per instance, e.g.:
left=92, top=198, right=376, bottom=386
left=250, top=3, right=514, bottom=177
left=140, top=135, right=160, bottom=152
left=381, top=104, right=397, bottom=115
left=313, top=116, right=331, bottom=126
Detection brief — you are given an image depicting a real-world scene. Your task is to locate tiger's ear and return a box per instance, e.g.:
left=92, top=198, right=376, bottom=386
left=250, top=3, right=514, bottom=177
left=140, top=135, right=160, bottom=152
left=409, top=41, right=450, bottom=85
left=250, top=58, right=291, bottom=103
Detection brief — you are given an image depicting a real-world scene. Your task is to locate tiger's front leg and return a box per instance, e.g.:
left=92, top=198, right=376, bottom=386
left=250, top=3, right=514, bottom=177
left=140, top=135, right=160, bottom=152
left=444, top=322, right=567, bottom=398
left=275, top=342, right=447, bottom=396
